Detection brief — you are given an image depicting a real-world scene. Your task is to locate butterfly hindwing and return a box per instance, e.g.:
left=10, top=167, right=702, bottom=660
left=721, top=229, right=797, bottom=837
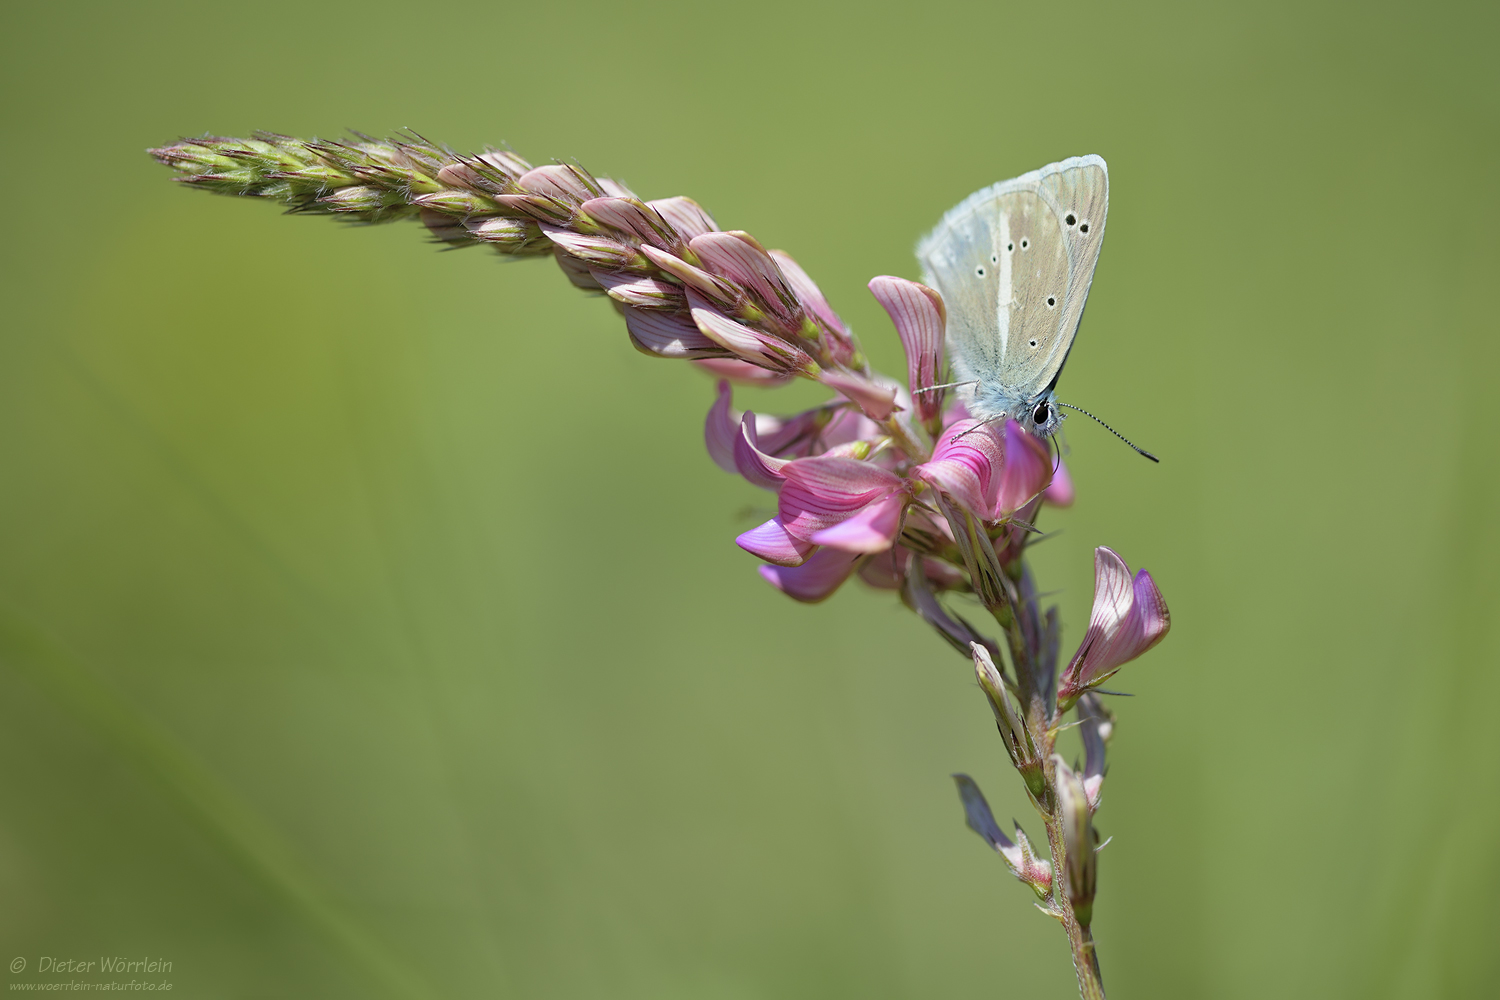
left=916, top=156, right=1109, bottom=416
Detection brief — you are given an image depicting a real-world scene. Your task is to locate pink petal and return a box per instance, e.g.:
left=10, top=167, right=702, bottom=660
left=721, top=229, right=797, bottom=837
left=754, top=405, right=833, bottom=457
left=596, top=177, right=638, bottom=199
left=647, top=196, right=718, bottom=241
left=640, top=244, right=738, bottom=304
left=809, top=493, right=906, bottom=553
left=914, top=418, right=1006, bottom=518
left=687, top=289, right=816, bottom=374
left=689, top=232, right=790, bottom=301
left=1044, top=458, right=1075, bottom=507
left=821, top=407, right=882, bottom=449
left=819, top=370, right=899, bottom=421
left=580, top=196, right=676, bottom=250
left=541, top=225, right=645, bottom=269
left=737, top=517, right=815, bottom=566
left=553, top=248, right=603, bottom=289
left=592, top=269, right=687, bottom=309
left=770, top=249, right=851, bottom=341
left=1059, top=548, right=1171, bottom=699
left=691, top=358, right=793, bottom=384
left=758, top=548, right=861, bottom=603
left=868, top=276, right=946, bottom=424
left=517, top=164, right=597, bottom=204
left=995, top=420, right=1055, bottom=517
left=734, top=414, right=790, bottom=490
left=777, top=457, right=905, bottom=540
left=622, top=306, right=725, bottom=360
left=474, top=150, right=531, bottom=181
left=704, top=380, right=741, bottom=473
left=494, top=193, right=574, bottom=225
left=688, top=232, right=801, bottom=331
left=781, top=455, right=904, bottom=499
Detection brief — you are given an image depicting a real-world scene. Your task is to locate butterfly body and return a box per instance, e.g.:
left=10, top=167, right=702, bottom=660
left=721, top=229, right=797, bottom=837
left=916, top=155, right=1109, bottom=439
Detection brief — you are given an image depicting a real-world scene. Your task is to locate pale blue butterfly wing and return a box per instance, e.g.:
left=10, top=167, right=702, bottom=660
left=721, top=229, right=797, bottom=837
left=916, top=155, right=1108, bottom=435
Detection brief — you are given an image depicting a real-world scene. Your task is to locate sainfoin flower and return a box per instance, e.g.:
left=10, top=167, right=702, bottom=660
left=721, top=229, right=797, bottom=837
left=1057, top=547, right=1171, bottom=703
left=154, top=130, right=1173, bottom=997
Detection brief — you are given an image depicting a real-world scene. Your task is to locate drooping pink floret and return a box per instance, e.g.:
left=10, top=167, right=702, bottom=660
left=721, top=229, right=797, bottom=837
left=1058, top=547, right=1171, bottom=702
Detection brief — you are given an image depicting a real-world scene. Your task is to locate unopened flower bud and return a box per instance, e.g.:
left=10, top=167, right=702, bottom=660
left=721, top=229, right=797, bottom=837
left=640, top=244, right=740, bottom=306
left=317, top=185, right=405, bottom=213
left=516, top=163, right=601, bottom=205
left=687, top=290, right=819, bottom=377
left=541, top=227, right=648, bottom=270
left=463, top=217, right=547, bottom=254
left=972, top=644, right=1047, bottom=801
left=1054, top=756, right=1099, bottom=927
left=412, top=189, right=499, bottom=217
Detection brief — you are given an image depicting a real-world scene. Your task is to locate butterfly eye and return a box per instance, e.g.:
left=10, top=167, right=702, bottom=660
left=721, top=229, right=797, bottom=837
left=1065, top=213, right=1077, bottom=226
left=1033, top=402, right=1050, bottom=425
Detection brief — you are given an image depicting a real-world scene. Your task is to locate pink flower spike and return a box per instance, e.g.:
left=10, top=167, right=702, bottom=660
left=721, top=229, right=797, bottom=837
left=704, top=380, right=741, bottom=473
left=819, top=370, right=899, bottom=421
left=737, top=517, right=815, bottom=567
left=770, top=250, right=851, bottom=340
left=809, top=493, right=906, bottom=553
left=1045, top=458, right=1075, bottom=507
left=777, top=456, right=906, bottom=541
left=868, top=276, right=946, bottom=426
left=734, top=414, right=791, bottom=490
left=758, top=548, right=861, bottom=603
left=1058, top=548, right=1171, bottom=702
left=995, top=420, right=1056, bottom=518
left=914, top=418, right=1006, bottom=518
left=691, top=358, right=792, bottom=385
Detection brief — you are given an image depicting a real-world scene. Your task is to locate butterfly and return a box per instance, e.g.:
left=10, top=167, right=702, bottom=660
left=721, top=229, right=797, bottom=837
left=916, top=155, right=1109, bottom=442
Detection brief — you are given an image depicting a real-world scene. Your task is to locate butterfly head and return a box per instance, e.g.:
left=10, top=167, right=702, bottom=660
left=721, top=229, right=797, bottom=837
left=1024, top=391, right=1066, bottom=439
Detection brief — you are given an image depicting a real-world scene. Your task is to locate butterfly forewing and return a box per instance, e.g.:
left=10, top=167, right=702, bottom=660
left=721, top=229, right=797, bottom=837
left=916, top=156, right=1109, bottom=415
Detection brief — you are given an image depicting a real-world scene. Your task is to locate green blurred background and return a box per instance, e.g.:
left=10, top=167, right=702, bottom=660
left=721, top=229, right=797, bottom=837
left=2, top=0, right=1496, bottom=996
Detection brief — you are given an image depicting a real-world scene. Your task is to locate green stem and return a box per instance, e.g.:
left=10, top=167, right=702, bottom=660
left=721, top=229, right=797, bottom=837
left=1036, top=749, right=1106, bottom=999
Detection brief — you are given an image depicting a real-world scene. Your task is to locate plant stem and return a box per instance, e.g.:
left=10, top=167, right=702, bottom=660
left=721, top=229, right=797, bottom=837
left=1033, top=688, right=1107, bottom=999
left=1038, top=779, right=1106, bottom=998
